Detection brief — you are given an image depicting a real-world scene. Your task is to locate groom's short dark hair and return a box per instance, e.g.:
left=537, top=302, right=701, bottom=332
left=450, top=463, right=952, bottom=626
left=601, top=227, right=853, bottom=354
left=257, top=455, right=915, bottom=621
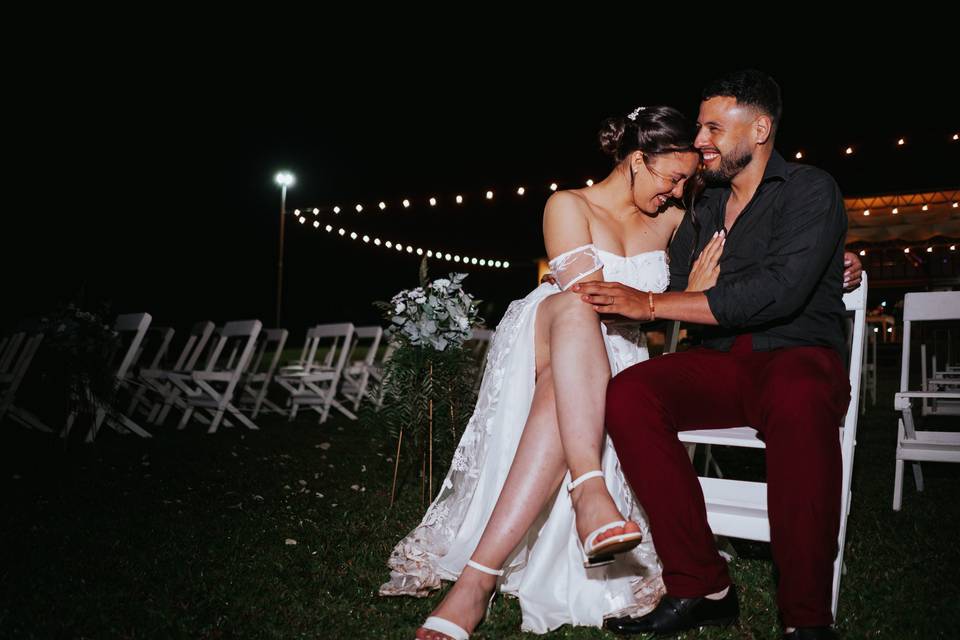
left=702, top=70, right=782, bottom=135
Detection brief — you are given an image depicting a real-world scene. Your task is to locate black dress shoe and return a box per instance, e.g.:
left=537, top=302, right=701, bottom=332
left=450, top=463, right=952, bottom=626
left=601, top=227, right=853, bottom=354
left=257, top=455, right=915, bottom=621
left=604, top=585, right=739, bottom=635
left=782, top=627, right=838, bottom=639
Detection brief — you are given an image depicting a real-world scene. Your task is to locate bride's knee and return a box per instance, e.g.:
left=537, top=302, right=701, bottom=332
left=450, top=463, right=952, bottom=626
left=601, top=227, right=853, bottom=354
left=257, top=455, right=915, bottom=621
left=542, top=291, right=595, bottom=322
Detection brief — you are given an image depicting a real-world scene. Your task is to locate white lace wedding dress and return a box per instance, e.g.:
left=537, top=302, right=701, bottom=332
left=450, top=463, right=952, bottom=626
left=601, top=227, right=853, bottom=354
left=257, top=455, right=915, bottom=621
left=379, top=244, right=671, bottom=634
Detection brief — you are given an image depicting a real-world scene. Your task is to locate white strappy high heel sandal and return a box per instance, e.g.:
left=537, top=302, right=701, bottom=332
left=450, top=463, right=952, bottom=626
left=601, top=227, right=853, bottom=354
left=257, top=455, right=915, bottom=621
left=418, top=559, right=504, bottom=640
left=568, top=470, right=643, bottom=568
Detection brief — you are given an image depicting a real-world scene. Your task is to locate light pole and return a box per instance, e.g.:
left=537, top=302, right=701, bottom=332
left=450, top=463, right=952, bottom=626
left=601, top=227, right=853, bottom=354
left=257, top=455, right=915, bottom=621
left=274, top=171, right=295, bottom=327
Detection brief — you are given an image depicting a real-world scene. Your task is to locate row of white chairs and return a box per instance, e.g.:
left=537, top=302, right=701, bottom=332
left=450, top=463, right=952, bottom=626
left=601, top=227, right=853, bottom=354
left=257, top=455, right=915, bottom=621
left=3, top=316, right=497, bottom=441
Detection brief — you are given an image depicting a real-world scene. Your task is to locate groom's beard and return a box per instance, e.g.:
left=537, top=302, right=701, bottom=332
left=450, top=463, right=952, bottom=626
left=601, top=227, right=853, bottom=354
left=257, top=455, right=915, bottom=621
left=703, top=144, right=753, bottom=185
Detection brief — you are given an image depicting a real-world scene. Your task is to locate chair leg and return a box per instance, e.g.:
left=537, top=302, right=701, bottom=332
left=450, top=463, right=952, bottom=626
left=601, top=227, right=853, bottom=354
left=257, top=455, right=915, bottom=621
left=893, top=458, right=904, bottom=511
left=226, top=405, right=259, bottom=431
left=912, top=463, right=924, bottom=492
left=207, top=409, right=225, bottom=434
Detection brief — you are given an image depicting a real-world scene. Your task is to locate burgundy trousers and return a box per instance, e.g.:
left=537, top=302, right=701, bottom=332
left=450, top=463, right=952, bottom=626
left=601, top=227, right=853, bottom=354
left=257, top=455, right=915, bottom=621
left=605, top=335, right=850, bottom=627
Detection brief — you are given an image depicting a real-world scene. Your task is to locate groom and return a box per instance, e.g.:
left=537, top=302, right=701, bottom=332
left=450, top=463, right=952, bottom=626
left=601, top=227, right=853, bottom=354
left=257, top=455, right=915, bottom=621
left=575, top=70, right=855, bottom=640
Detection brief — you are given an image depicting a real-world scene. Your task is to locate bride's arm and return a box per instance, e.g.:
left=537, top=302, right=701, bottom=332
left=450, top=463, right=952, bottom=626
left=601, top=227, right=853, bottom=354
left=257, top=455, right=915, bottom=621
left=542, top=192, right=604, bottom=290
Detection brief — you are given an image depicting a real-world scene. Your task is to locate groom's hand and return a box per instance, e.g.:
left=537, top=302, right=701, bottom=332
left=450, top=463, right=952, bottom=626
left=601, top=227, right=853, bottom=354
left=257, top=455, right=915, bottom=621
left=843, top=251, right=863, bottom=292
left=573, top=282, right=651, bottom=321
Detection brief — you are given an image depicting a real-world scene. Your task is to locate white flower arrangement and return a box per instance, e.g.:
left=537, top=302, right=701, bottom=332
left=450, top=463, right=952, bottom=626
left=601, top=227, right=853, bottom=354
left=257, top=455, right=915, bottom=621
left=384, top=272, right=481, bottom=351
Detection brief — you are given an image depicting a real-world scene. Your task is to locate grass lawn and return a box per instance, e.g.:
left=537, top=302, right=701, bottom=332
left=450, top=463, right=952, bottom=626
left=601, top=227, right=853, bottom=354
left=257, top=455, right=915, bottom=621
left=1, top=360, right=958, bottom=639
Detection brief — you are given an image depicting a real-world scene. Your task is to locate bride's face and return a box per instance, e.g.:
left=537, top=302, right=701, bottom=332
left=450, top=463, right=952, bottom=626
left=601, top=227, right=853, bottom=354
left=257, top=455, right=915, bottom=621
left=630, top=151, right=700, bottom=214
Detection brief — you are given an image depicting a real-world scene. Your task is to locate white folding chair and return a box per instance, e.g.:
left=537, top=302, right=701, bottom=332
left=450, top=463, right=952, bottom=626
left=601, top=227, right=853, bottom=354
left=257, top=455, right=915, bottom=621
left=338, top=326, right=384, bottom=413
left=366, top=340, right=397, bottom=412
left=674, top=272, right=868, bottom=618
left=167, top=319, right=263, bottom=433
left=125, top=326, right=176, bottom=417
left=140, top=321, right=216, bottom=425
left=238, top=328, right=289, bottom=418
left=66, top=312, right=154, bottom=442
left=276, top=323, right=355, bottom=423
left=0, top=333, right=52, bottom=433
left=892, top=291, right=960, bottom=510
left=919, top=330, right=960, bottom=416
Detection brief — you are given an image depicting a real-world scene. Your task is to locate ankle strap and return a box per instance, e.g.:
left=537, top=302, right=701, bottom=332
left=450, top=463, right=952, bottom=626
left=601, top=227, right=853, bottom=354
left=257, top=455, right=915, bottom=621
left=466, top=559, right=504, bottom=576
left=567, top=470, right=604, bottom=492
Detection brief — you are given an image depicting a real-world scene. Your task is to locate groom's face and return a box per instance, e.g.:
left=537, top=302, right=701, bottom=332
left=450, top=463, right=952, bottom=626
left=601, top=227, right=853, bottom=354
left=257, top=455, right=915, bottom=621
left=695, top=96, right=756, bottom=184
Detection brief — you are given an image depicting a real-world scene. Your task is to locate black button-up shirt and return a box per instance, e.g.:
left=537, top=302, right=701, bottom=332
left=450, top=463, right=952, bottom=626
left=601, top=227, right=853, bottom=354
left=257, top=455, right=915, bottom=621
left=669, top=150, right=848, bottom=353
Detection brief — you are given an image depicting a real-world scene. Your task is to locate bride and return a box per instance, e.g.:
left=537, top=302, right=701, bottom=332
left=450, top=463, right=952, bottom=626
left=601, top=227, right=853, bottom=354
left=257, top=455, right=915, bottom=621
left=380, top=105, right=719, bottom=638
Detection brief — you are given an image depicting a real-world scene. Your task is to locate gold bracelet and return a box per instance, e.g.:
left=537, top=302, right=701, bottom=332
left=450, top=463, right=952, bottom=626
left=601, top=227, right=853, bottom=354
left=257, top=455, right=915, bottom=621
left=648, top=291, right=656, bottom=321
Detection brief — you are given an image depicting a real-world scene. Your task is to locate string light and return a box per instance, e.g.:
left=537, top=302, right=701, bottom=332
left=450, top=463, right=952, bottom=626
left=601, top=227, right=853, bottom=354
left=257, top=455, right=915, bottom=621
left=795, top=151, right=803, bottom=159
left=298, top=216, right=306, bottom=224
left=429, top=198, right=437, bottom=206
left=550, top=183, right=558, bottom=191
left=586, top=179, right=594, bottom=187
left=898, top=138, right=906, bottom=146
left=355, top=204, right=363, bottom=213
left=922, top=204, right=929, bottom=211
left=892, top=208, right=899, bottom=214
left=863, top=210, right=870, bottom=216
left=334, top=206, right=341, bottom=214
left=302, top=219, right=510, bottom=268
left=517, top=187, right=525, bottom=195
left=859, top=250, right=866, bottom=256
left=379, top=202, right=387, bottom=211
left=486, top=191, right=494, bottom=200
left=403, top=200, right=411, bottom=208
left=845, top=147, right=854, bottom=155
left=312, top=208, right=319, bottom=215
left=456, top=195, right=463, bottom=204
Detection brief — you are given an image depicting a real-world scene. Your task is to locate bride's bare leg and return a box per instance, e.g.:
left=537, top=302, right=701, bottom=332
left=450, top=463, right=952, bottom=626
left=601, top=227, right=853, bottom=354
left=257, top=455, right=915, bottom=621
left=417, top=367, right=568, bottom=639
left=417, top=291, right=636, bottom=639
left=538, top=290, right=640, bottom=545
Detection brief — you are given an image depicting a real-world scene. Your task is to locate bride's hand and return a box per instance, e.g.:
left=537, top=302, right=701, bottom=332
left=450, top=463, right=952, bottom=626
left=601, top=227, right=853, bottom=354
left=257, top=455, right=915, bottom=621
left=685, top=231, right=725, bottom=292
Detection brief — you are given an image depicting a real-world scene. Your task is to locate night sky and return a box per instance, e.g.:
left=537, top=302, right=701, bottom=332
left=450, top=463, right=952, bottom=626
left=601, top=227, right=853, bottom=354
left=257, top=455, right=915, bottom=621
left=6, top=49, right=957, bottom=335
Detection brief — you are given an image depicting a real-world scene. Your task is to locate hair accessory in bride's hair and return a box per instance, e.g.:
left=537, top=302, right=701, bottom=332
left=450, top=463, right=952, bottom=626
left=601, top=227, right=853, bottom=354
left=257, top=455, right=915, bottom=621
left=627, top=106, right=647, bottom=121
